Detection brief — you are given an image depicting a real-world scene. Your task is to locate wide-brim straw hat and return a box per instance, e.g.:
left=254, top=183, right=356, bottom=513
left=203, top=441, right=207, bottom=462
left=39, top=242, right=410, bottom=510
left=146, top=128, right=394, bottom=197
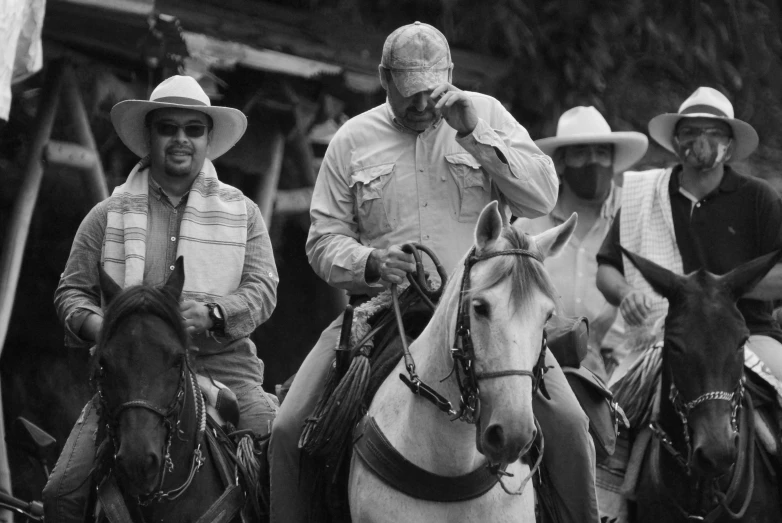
left=648, top=86, right=758, bottom=161
left=535, top=106, right=648, bottom=174
left=110, top=75, right=247, bottom=160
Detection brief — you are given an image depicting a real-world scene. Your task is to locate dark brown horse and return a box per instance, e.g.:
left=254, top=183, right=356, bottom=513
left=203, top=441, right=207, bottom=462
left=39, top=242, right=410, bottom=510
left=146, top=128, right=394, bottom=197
left=622, top=247, right=782, bottom=522
left=92, top=258, right=246, bottom=522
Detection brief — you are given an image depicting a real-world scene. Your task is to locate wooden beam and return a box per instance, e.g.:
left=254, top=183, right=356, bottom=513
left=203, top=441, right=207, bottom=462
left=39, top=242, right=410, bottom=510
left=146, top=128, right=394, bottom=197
left=61, top=66, right=109, bottom=202
left=256, top=131, right=285, bottom=228
left=274, top=187, right=313, bottom=216
left=44, top=141, right=97, bottom=170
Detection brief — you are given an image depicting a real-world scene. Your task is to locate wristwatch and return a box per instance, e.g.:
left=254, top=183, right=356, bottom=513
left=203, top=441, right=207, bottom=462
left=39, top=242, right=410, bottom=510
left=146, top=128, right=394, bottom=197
left=206, top=303, right=225, bottom=334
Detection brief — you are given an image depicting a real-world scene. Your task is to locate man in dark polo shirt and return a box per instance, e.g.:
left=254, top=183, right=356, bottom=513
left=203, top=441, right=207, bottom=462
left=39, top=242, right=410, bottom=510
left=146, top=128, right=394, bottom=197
left=596, top=86, right=782, bottom=379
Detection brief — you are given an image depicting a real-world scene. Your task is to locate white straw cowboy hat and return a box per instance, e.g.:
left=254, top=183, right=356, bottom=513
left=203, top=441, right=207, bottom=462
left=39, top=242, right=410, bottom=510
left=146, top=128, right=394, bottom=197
left=648, top=86, right=758, bottom=161
left=535, top=106, right=648, bottom=174
left=110, top=75, right=247, bottom=160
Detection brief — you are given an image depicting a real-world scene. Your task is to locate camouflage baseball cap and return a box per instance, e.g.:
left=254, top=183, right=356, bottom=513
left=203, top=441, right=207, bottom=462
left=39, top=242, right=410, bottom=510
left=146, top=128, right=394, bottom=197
left=381, top=22, right=452, bottom=98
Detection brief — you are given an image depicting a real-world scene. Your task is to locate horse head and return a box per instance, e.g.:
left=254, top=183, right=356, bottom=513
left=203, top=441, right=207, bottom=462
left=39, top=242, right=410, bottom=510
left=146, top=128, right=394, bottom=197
left=621, top=247, right=781, bottom=477
left=94, top=257, right=194, bottom=496
left=460, top=202, right=576, bottom=465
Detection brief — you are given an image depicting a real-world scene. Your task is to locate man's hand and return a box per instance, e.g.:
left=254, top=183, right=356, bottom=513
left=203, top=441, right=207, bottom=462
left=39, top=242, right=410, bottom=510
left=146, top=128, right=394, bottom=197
left=80, top=313, right=103, bottom=343
left=366, top=246, right=416, bottom=285
left=432, top=83, right=478, bottom=136
left=181, top=300, right=212, bottom=336
left=619, top=290, right=652, bottom=326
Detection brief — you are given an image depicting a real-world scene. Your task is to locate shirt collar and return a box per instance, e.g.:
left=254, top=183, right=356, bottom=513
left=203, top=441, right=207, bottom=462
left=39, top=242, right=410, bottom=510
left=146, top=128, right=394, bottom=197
left=670, top=164, right=741, bottom=196
left=148, top=173, right=190, bottom=205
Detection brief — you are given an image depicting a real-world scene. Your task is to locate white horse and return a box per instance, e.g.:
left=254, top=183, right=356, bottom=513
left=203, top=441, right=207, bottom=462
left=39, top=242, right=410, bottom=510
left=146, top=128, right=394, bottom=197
left=349, top=201, right=576, bottom=523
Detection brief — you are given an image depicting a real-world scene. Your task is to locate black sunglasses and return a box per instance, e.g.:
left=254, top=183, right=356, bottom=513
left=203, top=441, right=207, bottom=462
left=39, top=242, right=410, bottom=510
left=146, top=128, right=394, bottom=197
left=153, top=122, right=210, bottom=138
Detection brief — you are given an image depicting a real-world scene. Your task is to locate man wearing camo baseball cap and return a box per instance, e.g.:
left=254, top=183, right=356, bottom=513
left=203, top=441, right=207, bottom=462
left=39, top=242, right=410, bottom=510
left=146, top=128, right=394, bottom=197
left=269, top=22, right=598, bottom=523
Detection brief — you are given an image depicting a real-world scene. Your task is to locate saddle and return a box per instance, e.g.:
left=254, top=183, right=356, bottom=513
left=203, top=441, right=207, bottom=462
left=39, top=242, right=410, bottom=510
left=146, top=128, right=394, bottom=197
left=301, top=287, right=622, bottom=521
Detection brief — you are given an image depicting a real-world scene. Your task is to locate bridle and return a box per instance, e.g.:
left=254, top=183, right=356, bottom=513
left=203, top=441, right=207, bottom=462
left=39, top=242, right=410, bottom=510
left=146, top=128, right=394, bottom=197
left=648, top=344, right=754, bottom=521
left=396, top=243, right=549, bottom=494
left=650, top=361, right=745, bottom=473
left=96, top=351, right=206, bottom=504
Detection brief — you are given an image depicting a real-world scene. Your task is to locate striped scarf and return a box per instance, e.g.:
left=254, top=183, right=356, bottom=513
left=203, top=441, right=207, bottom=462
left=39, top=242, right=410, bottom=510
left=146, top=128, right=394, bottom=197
left=619, top=168, right=683, bottom=322
left=102, top=158, right=247, bottom=301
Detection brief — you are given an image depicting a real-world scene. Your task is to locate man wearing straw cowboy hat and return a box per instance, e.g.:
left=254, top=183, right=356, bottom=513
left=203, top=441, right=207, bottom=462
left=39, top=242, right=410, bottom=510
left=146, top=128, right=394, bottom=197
left=270, top=21, right=601, bottom=523
left=518, top=106, right=648, bottom=379
left=46, top=75, right=279, bottom=521
left=597, top=86, right=782, bottom=376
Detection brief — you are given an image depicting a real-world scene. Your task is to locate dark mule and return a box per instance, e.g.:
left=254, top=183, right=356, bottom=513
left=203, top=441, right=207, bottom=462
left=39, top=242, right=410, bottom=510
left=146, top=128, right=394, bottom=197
left=622, top=247, right=782, bottom=522
left=92, top=258, right=246, bottom=522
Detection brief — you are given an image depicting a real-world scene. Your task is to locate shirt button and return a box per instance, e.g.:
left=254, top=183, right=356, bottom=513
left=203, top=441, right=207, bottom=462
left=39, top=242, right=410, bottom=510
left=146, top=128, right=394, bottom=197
left=419, top=169, right=424, bottom=173
left=441, top=176, right=446, bottom=181
left=173, top=210, right=177, bottom=214
left=576, top=298, right=582, bottom=303
left=170, top=236, right=176, bottom=242
left=423, top=202, right=428, bottom=207
left=424, top=234, right=430, bottom=240
left=169, top=265, right=175, bottom=271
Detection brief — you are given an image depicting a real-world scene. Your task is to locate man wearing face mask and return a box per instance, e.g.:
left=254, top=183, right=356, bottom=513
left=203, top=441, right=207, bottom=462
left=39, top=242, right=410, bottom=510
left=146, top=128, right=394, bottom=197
left=596, top=87, right=782, bottom=378
left=517, top=107, right=648, bottom=380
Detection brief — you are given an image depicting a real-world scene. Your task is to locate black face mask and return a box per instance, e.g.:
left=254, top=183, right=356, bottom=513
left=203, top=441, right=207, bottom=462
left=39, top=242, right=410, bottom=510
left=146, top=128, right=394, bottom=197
left=562, top=164, right=613, bottom=201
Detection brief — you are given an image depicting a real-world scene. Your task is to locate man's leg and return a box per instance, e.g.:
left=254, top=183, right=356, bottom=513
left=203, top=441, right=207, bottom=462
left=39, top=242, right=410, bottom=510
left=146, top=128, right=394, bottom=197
left=42, top=399, right=99, bottom=523
left=197, top=345, right=277, bottom=436
left=533, top=350, right=599, bottom=523
left=269, top=314, right=343, bottom=523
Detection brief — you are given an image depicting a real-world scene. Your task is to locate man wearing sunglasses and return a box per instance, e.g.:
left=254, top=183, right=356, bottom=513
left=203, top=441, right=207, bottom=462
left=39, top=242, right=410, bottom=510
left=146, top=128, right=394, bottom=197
left=597, top=87, right=782, bottom=379
left=46, top=75, right=279, bottom=522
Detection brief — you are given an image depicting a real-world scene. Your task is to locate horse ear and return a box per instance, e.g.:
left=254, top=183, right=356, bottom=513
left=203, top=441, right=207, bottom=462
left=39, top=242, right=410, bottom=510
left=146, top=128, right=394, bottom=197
left=531, top=212, right=577, bottom=260
left=164, top=256, right=185, bottom=299
left=99, top=265, right=123, bottom=304
left=619, top=246, right=683, bottom=299
left=720, top=249, right=782, bottom=301
left=474, top=201, right=503, bottom=253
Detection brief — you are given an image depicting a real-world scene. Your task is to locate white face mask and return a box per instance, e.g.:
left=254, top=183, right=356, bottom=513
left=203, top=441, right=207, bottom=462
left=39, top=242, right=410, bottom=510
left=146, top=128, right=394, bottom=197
left=674, top=136, right=733, bottom=172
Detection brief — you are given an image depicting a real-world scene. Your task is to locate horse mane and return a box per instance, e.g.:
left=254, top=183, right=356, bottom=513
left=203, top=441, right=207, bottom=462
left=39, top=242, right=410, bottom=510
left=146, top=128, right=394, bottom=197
left=92, top=284, right=189, bottom=374
left=465, top=225, right=562, bottom=313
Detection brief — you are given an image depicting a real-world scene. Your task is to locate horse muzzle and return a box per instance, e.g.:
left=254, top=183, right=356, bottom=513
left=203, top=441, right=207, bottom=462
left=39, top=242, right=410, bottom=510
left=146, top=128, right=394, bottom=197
left=478, top=403, right=537, bottom=465
left=115, top=443, right=163, bottom=496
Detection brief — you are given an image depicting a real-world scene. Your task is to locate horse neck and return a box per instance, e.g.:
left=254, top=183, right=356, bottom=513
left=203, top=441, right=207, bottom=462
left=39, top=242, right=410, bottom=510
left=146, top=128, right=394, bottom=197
left=399, top=269, right=487, bottom=472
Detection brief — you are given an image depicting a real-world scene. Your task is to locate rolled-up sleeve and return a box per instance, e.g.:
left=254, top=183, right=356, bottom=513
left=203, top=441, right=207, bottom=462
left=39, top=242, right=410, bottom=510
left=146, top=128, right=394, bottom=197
left=217, top=198, right=278, bottom=339
left=456, top=99, right=558, bottom=219
left=306, top=141, right=380, bottom=295
left=54, top=202, right=108, bottom=349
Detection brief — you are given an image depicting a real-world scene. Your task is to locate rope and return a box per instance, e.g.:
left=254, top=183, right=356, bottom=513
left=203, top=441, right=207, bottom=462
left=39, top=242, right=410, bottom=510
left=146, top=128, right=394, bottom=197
left=612, top=341, right=663, bottom=429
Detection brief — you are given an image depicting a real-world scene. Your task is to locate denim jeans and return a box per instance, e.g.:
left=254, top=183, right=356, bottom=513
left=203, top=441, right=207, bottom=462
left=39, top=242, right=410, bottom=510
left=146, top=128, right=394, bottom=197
left=42, top=346, right=276, bottom=523
left=269, top=313, right=600, bottom=523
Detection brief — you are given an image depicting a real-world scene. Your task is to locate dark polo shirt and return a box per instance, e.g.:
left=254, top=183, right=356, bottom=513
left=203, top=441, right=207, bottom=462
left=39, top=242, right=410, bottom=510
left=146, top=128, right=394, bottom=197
left=597, top=165, right=782, bottom=342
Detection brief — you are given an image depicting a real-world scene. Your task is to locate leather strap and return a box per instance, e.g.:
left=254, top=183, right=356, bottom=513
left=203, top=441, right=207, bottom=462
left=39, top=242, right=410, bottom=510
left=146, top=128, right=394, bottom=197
left=193, top=484, right=244, bottom=523
left=353, top=415, right=504, bottom=502
left=97, top=476, right=134, bottom=523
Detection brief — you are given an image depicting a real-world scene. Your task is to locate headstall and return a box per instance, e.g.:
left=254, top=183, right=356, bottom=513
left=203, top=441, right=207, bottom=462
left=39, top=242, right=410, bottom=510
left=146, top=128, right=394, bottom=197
left=96, top=352, right=206, bottom=504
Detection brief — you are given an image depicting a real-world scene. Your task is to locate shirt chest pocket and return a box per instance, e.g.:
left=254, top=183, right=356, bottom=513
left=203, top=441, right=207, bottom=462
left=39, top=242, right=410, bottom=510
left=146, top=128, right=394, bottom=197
left=350, top=163, right=396, bottom=239
left=446, top=152, right=489, bottom=222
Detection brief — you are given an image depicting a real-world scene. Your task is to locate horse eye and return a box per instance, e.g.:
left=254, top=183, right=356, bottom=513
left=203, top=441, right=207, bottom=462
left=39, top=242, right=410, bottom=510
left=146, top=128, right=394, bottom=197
left=472, top=300, right=489, bottom=318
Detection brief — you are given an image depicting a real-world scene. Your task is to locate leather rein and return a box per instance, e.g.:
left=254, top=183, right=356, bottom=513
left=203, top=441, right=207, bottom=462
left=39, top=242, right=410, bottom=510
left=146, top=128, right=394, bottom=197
left=96, top=352, right=207, bottom=505
left=394, top=243, right=549, bottom=494
left=648, top=364, right=755, bottom=521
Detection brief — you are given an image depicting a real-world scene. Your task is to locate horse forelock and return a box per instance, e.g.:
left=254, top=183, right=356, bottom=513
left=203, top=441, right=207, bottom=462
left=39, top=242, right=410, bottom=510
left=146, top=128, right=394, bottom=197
left=466, top=225, right=561, bottom=314
left=95, top=285, right=188, bottom=368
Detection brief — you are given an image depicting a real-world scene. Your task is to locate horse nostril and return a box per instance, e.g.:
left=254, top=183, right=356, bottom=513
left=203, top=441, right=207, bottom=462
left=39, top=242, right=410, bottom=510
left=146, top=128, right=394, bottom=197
left=485, top=424, right=506, bottom=452
left=145, top=452, right=159, bottom=476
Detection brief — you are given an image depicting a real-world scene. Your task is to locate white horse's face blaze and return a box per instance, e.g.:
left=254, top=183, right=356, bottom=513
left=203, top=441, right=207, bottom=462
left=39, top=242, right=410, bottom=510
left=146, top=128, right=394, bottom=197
left=467, top=202, right=576, bottom=465
left=469, top=263, right=554, bottom=463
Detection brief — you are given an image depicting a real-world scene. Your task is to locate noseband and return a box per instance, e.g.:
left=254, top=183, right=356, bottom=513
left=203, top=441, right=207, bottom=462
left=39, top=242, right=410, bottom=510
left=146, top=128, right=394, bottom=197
left=96, top=352, right=206, bottom=504
left=398, top=245, right=550, bottom=423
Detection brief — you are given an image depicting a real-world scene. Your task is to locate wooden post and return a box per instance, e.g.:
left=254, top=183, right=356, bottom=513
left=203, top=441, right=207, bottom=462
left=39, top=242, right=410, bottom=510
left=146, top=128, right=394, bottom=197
left=256, top=130, right=285, bottom=228
left=0, top=59, right=66, bottom=523
left=61, top=66, right=108, bottom=201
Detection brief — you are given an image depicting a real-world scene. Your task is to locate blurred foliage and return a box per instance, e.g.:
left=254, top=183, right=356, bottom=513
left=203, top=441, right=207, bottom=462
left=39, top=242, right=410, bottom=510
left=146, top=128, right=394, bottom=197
left=269, top=0, right=782, bottom=185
